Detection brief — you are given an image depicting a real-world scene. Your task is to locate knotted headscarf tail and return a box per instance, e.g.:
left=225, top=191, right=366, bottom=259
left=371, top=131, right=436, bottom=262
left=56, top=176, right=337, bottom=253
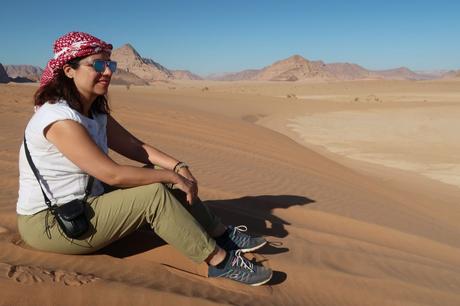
left=40, top=32, right=113, bottom=87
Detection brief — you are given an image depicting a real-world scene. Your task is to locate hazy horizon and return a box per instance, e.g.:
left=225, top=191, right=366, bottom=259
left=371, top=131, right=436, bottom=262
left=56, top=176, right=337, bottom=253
left=1, top=0, right=459, bottom=75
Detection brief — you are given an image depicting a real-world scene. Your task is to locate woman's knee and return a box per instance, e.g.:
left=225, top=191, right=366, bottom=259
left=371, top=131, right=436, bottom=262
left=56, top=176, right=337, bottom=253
left=145, top=182, right=169, bottom=196
left=141, top=183, right=175, bottom=211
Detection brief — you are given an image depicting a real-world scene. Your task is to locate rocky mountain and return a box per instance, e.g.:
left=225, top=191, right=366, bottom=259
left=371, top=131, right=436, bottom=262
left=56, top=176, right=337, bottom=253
left=111, top=44, right=203, bottom=83
left=111, top=44, right=173, bottom=82
left=0, top=64, right=9, bottom=83
left=253, top=55, right=331, bottom=81
left=171, top=70, right=203, bottom=80
left=5, top=65, right=43, bottom=82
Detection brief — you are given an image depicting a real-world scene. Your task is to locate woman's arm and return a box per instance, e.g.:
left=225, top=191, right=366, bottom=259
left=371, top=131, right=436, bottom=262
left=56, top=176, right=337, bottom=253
left=45, top=119, right=197, bottom=203
left=107, top=115, right=179, bottom=170
left=106, top=115, right=199, bottom=201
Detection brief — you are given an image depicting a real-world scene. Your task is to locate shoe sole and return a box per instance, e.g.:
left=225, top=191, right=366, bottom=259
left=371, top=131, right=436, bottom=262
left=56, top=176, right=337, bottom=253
left=250, top=270, right=273, bottom=286
left=240, top=240, right=267, bottom=253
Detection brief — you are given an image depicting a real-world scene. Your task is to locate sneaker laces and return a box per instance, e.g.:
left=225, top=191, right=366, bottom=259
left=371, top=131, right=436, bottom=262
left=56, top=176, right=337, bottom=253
left=231, top=250, right=254, bottom=273
left=229, top=225, right=250, bottom=246
left=232, top=225, right=248, bottom=235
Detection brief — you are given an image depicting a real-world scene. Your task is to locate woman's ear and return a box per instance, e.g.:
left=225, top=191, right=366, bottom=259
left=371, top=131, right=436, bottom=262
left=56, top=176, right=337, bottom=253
left=63, top=64, right=75, bottom=79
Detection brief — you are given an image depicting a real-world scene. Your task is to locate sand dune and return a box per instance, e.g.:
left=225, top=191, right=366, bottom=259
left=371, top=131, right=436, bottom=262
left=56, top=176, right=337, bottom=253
left=1, top=80, right=460, bottom=305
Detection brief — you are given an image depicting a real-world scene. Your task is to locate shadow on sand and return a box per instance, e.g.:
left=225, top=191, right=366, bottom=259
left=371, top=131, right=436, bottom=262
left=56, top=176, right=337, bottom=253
left=101, top=194, right=314, bottom=285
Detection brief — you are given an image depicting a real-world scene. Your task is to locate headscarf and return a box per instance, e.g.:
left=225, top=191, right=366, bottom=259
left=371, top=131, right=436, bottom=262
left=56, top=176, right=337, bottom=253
left=40, top=31, right=113, bottom=87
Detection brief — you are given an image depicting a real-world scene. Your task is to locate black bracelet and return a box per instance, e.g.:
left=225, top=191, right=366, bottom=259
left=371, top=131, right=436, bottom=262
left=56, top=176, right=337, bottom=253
left=173, top=161, right=182, bottom=172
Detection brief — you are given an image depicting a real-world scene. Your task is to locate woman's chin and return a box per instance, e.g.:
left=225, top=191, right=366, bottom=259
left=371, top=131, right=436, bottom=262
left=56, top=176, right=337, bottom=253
left=95, top=83, right=110, bottom=94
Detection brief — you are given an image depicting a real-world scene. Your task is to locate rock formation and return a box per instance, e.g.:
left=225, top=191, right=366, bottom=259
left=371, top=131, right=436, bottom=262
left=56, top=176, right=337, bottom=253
left=253, top=55, right=331, bottom=81
left=111, top=44, right=173, bottom=82
left=0, top=64, right=10, bottom=83
left=5, top=65, right=43, bottom=82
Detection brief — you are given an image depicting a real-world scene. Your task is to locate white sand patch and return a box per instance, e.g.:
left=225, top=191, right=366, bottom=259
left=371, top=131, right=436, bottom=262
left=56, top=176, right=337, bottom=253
left=287, top=107, right=460, bottom=188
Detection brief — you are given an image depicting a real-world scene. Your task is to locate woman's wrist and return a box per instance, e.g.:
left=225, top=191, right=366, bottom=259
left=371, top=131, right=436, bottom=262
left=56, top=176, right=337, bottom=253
left=163, top=170, right=179, bottom=190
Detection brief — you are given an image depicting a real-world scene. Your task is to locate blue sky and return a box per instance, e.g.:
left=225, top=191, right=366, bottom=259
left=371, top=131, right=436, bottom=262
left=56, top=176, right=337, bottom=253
left=1, top=0, right=459, bottom=76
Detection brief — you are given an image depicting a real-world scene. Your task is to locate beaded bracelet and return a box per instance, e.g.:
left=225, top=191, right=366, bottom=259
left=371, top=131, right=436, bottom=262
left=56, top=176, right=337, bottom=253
left=173, top=161, right=188, bottom=173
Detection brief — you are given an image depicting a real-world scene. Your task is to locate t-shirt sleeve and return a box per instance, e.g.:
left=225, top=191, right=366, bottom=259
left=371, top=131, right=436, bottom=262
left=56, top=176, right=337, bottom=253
left=25, top=103, right=83, bottom=145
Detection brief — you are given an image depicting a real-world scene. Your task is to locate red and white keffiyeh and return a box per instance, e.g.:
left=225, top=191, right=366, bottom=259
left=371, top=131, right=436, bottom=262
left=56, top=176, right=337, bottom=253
left=40, top=32, right=113, bottom=87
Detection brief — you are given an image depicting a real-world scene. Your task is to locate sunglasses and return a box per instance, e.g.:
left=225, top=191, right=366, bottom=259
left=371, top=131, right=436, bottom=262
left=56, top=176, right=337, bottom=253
left=81, top=59, right=117, bottom=73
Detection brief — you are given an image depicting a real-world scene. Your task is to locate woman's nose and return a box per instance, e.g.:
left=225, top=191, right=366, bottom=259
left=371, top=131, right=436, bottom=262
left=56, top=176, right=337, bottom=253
left=102, top=64, right=113, bottom=75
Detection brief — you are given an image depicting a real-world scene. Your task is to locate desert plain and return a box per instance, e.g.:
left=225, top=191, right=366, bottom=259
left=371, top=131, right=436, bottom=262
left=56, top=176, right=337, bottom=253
left=1, top=78, right=460, bottom=305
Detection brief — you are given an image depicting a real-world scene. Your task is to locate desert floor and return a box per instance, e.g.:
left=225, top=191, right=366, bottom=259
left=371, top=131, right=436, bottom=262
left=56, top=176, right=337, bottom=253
left=1, top=79, right=460, bottom=305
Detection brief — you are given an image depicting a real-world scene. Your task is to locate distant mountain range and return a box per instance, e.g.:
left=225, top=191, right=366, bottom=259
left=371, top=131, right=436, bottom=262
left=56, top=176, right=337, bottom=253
left=5, top=65, right=43, bottom=82
left=208, top=55, right=445, bottom=81
left=0, top=63, right=43, bottom=83
left=1, top=45, right=459, bottom=84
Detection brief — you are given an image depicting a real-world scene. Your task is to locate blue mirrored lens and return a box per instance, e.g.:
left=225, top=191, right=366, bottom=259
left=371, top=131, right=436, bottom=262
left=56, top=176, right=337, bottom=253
left=92, top=60, right=117, bottom=73
left=108, top=61, right=117, bottom=72
left=93, top=60, right=106, bottom=72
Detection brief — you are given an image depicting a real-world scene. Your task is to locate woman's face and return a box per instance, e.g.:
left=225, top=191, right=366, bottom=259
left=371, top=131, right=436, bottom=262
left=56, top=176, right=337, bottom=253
left=67, top=52, right=114, bottom=103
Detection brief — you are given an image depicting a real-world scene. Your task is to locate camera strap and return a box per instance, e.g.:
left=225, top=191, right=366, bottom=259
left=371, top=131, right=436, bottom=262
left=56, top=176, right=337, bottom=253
left=23, top=135, right=94, bottom=211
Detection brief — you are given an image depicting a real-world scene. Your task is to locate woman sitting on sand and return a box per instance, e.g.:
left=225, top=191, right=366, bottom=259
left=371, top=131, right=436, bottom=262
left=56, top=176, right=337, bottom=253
left=16, top=32, right=272, bottom=286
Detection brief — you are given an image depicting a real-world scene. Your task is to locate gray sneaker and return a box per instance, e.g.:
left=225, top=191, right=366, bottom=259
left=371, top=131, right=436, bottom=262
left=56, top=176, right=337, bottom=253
left=208, top=250, right=273, bottom=286
left=216, top=225, right=267, bottom=252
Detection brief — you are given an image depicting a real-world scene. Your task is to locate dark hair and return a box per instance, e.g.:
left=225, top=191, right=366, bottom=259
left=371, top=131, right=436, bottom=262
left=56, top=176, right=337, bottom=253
left=34, top=57, right=110, bottom=115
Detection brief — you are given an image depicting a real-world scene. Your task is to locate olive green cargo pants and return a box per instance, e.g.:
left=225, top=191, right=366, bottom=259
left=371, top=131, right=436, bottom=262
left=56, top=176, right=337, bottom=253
left=17, top=183, right=219, bottom=262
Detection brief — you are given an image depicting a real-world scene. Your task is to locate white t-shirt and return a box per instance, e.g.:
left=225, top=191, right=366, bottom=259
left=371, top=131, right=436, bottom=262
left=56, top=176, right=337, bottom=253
left=17, top=100, right=107, bottom=215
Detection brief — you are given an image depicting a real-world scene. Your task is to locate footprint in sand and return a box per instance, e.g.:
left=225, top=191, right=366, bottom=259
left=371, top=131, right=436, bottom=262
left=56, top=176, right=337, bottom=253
left=0, top=263, right=98, bottom=286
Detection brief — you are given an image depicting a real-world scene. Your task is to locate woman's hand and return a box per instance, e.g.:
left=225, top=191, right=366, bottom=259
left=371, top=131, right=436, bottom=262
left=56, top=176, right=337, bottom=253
left=178, top=167, right=198, bottom=196
left=172, top=172, right=198, bottom=205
